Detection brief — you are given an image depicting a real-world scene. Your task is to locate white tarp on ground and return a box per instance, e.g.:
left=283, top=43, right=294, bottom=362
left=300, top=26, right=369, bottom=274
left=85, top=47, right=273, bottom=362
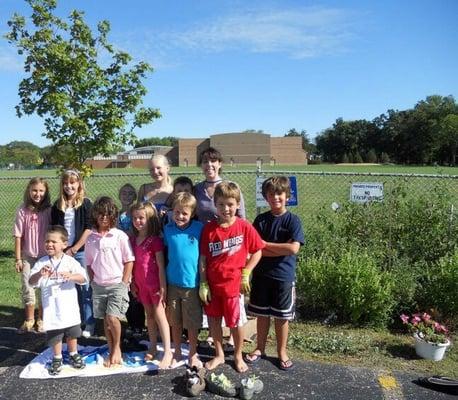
left=20, top=341, right=188, bottom=379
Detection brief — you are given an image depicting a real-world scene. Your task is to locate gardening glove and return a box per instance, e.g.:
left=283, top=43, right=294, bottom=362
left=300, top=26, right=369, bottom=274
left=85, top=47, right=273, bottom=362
left=241, top=268, right=251, bottom=294
left=199, top=282, right=211, bottom=304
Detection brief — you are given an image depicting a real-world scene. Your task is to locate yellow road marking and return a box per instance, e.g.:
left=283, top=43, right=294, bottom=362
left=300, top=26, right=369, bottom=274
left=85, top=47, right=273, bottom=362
left=378, top=371, right=404, bottom=400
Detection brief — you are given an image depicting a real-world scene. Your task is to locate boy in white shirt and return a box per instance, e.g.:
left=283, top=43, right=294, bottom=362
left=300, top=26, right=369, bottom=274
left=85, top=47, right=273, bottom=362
left=29, top=225, right=88, bottom=375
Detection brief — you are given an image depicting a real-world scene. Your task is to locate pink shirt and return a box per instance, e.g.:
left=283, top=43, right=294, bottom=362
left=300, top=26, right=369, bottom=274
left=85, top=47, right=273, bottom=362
left=130, top=236, right=164, bottom=292
left=85, top=227, right=135, bottom=286
left=13, top=206, right=51, bottom=258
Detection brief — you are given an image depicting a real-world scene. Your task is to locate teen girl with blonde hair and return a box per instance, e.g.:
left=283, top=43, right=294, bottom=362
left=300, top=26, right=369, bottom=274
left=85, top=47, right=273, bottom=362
left=138, top=154, right=173, bottom=214
left=51, top=169, right=94, bottom=337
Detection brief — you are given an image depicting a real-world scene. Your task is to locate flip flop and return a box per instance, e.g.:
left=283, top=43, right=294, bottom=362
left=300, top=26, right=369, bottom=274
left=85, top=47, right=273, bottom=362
left=244, top=352, right=265, bottom=364
left=279, top=359, right=294, bottom=371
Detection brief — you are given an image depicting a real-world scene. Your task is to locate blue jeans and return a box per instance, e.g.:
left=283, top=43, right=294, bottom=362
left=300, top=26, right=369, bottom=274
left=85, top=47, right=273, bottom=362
left=74, top=251, right=95, bottom=327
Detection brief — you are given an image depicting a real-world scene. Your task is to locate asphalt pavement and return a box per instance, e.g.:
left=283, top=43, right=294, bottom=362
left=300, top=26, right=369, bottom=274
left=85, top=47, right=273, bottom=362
left=0, top=327, right=455, bottom=400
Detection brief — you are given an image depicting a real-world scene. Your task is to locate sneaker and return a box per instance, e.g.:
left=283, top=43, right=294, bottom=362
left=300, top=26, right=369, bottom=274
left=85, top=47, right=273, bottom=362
left=18, top=319, right=35, bottom=334
left=185, top=366, right=206, bottom=397
left=240, top=375, right=264, bottom=400
left=48, top=357, right=63, bottom=375
left=82, top=324, right=95, bottom=338
left=69, top=353, right=86, bottom=370
left=206, top=372, right=237, bottom=397
left=35, top=319, right=45, bottom=333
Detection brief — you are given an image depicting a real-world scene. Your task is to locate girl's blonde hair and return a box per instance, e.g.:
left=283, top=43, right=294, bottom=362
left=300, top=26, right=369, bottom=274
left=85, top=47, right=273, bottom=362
left=23, top=177, right=51, bottom=212
left=130, top=201, right=161, bottom=237
left=57, top=169, right=85, bottom=211
left=149, top=154, right=173, bottom=186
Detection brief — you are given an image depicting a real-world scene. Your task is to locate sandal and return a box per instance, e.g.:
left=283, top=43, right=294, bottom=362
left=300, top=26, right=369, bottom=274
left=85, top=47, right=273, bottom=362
left=18, top=319, right=35, bottom=334
left=48, top=357, right=63, bottom=375
left=69, top=353, right=86, bottom=369
left=279, top=359, right=294, bottom=371
left=244, top=351, right=265, bottom=364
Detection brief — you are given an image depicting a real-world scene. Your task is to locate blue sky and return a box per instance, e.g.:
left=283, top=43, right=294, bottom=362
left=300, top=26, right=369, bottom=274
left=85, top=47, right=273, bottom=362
left=1, top=0, right=457, bottom=148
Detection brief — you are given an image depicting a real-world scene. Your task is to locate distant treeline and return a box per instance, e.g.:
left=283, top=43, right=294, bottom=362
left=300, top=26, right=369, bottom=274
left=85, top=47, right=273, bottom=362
left=315, top=95, right=458, bottom=165
left=2, top=95, right=457, bottom=168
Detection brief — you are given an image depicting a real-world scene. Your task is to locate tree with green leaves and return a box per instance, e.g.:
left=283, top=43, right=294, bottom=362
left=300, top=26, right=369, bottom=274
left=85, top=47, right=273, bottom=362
left=284, top=128, right=315, bottom=153
left=5, top=0, right=160, bottom=174
left=134, top=136, right=178, bottom=148
left=439, top=114, right=458, bottom=165
left=0, top=141, right=42, bottom=168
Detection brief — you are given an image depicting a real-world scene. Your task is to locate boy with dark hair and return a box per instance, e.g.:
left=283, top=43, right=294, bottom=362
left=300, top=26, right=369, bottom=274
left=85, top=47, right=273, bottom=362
left=246, top=176, right=304, bottom=371
left=29, top=225, right=88, bottom=375
left=199, top=181, right=264, bottom=373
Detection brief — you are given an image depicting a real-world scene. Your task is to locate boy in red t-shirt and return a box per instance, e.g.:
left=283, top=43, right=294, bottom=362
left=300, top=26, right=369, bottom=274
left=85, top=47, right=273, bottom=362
left=199, top=181, right=264, bottom=373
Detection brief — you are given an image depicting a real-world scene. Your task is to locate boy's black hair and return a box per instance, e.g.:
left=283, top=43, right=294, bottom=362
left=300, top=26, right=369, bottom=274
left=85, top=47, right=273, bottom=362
left=91, top=196, right=118, bottom=229
left=173, top=176, right=194, bottom=190
left=261, top=176, right=291, bottom=199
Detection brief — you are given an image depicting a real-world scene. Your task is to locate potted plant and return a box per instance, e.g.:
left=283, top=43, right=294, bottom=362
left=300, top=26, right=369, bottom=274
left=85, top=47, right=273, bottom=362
left=400, top=312, right=451, bottom=361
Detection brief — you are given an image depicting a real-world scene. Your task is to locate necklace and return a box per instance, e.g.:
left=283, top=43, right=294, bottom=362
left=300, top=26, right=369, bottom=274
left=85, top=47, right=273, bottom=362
left=205, top=179, right=222, bottom=184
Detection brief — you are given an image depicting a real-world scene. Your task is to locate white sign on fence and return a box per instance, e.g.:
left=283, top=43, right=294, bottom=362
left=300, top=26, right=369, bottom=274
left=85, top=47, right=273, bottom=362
left=256, top=176, right=298, bottom=207
left=350, top=182, right=384, bottom=203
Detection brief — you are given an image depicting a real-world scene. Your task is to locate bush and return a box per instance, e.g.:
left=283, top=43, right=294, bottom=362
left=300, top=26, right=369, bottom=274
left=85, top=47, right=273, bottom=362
left=299, top=182, right=457, bottom=328
left=418, top=250, right=458, bottom=317
left=297, top=249, right=396, bottom=327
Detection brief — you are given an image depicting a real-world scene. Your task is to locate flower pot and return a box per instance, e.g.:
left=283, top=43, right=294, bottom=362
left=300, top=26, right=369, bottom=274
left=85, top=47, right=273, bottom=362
left=413, top=333, right=450, bottom=361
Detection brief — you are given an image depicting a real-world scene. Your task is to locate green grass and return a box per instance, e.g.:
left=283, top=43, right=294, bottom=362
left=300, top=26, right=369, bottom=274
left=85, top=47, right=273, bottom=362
left=2, top=163, right=458, bottom=176
left=286, top=322, right=457, bottom=377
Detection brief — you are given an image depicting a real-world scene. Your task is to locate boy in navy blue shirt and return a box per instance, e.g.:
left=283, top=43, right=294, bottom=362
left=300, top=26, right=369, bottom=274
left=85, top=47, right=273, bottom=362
left=246, top=176, right=304, bottom=371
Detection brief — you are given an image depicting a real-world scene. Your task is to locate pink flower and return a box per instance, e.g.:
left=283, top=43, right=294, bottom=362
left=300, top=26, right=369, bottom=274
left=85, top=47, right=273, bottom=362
left=411, top=316, right=421, bottom=324
left=421, top=313, right=431, bottom=321
left=400, top=314, right=409, bottom=324
left=434, top=323, right=448, bottom=333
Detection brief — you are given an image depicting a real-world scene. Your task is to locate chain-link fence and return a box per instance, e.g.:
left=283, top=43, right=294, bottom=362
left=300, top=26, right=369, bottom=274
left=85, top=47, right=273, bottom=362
left=2, top=170, right=458, bottom=251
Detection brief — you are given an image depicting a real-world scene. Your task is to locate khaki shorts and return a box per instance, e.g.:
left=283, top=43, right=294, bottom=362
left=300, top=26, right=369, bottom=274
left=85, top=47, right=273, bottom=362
left=166, top=285, right=202, bottom=331
left=21, top=256, right=40, bottom=306
left=91, top=282, right=129, bottom=320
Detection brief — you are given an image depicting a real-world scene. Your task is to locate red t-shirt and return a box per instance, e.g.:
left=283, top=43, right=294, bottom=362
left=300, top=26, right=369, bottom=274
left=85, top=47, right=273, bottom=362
left=200, top=217, right=264, bottom=297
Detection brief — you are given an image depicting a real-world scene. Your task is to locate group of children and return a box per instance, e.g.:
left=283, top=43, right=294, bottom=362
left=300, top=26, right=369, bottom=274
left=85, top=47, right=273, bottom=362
left=13, top=166, right=304, bottom=376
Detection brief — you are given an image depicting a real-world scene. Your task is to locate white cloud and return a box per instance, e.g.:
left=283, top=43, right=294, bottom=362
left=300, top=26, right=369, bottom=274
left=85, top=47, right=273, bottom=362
left=111, top=5, right=361, bottom=69
left=162, top=6, right=357, bottom=59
